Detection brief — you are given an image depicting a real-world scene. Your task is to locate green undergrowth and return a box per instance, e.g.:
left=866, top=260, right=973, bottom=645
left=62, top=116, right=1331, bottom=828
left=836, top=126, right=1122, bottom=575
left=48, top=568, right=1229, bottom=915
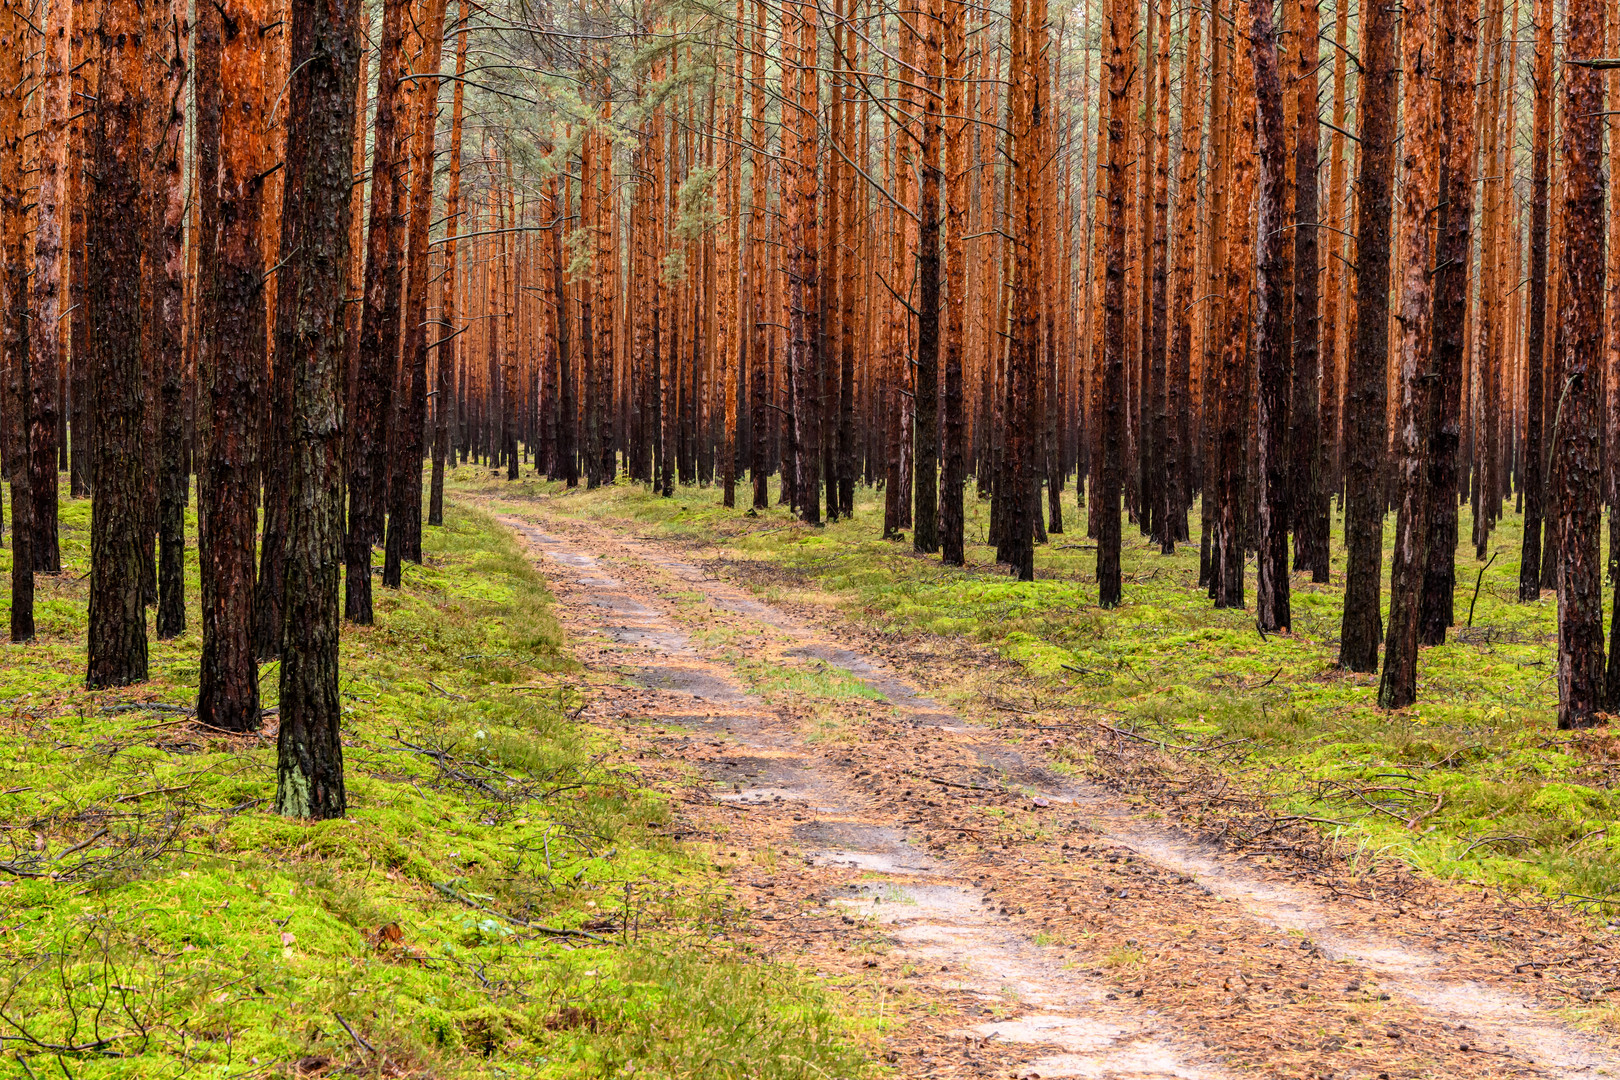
left=0, top=488, right=871, bottom=1079
left=452, top=466, right=1620, bottom=915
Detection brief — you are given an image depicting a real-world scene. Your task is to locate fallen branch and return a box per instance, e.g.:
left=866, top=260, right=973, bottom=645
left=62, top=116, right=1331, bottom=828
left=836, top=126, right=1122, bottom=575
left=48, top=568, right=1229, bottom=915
left=333, top=1011, right=375, bottom=1055
left=431, top=882, right=620, bottom=945
left=1467, top=551, right=1499, bottom=628
left=426, top=680, right=469, bottom=701
left=101, top=702, right=196, bottom=717
left=1459, top=834, right=1534, bottom=859
left=1097, top=723, right=1251, bottom=755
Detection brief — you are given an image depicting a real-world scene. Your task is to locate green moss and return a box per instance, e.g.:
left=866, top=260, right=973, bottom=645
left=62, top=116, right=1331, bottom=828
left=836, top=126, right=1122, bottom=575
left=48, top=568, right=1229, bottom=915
left=0, top=484, right=873, bottom=1079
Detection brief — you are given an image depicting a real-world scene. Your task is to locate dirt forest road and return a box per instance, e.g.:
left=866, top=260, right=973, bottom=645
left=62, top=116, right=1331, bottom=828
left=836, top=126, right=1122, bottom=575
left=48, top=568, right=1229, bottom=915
left=491, top=499, right=1620, bottom=1080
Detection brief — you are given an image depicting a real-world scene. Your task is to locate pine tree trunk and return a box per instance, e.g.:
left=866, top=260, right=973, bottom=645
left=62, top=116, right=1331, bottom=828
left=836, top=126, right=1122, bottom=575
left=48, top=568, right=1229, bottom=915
left=429, top=0, right=468, bottom=527
left=1376, top=0, right=1440, bottom=709
left=940, top=0, right=968, bottom=565
left=722, top=1, right=743, bottom=509
left=1520, top=0, right=1553, bottom=600
left=1164, top=0, right=1202, bottom=556
left=1417, top=0, right=1479, bottom=645
left=2, top=0, right=32, bottom=641
left=1319, top=0, right=1350, bottom=510
left=1146, top=0, right=1171, bottom=550
left=153, top=1, right=188, bottom=639
left=29, top=0, right=67, bottom=574
left=1198, top=0, right=1230, bottom=591
left=1287, top=0, right=1326, bottom=582
left=383, top=0, right=448, bottom=584
left=553, top=176, right=579, bottom=488
left=198, top=0, right=268, bottom=732
left=275, top=0, right=362, bottom=818
left=837, top=11, right=861, bottom=520
left=1214, top=4, right=1255, bottom=610
left=86, top=0, right=149, bottom=687
left=789, top=0, right=822, bottom=524
left=1250, top=0, right=1291, bottom=631
left=750, top=1, right=769, bottom=509
left=344, top=0, right=407, bottom=623
left=68, top=0, right=96, bottom=500
left=913, top=0, right=942, bottom=554
left=1557, top=0, right=1607, bottom=725
left=1338, top=0, right=1398, bottom=670
left=1096, top=0, right=1130, bottom=603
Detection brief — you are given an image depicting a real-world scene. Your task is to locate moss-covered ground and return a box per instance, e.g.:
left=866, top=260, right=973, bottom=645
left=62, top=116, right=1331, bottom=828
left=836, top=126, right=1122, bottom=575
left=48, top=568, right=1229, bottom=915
left=455, top=467, right=1620, bottom=916
left=0, top=490, right=872, bottom=1079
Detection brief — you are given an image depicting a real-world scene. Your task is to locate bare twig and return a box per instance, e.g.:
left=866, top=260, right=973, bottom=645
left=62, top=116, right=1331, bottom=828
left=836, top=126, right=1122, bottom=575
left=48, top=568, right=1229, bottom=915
left=431, top=882, right=620, bottom=945
left=333, top=1011, right=375, bottom=1055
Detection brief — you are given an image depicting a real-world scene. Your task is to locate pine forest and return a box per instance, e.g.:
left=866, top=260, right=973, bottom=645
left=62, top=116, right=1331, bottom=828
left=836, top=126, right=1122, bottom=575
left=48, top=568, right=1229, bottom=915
left=8, top=0, right=1620, bottom=1072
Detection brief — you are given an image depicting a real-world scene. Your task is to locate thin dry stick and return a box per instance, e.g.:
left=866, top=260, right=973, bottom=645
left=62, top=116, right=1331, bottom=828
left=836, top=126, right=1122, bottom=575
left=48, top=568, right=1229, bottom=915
left=1467, top=551, right=1500, bottom=627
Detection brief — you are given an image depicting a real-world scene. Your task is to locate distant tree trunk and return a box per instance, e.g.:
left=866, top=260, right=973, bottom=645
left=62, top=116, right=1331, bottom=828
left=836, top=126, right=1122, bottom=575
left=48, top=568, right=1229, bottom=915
left=429, top=0, right=468, bottom=527
left=721, top=3, right=743, bottom=509
left=198, top=0, right=268, bottom=732
left=2, top=0, right=32, bottom=641
left=344, top=0, right=406, bottom=623
left=254, top=25, right=293, bottom=662
left=1214, top=6, right=1255, bottom=611
left=837, top=9, right=860, bottom=521
left=1003, top=0, right=1044, bottom=582
left=1146, top=0, right=1170, bottom=551
left=1164, top=0, right=1202, bottom=555
left=1097, top=0, right=1129, bottom=605
left=1519, top=0, right=1553, bottom=601
left=276, top=0, right=362, bottom=819
left=750, top=0, right=769, bottom=509
left=1197, top=0, right=1230, bottom=592
left=582, top=139, right=600, bottom=489
left=940, top=0, right=967, bottom=565
left=154, top=1, right=188, bottom=639
left=86, top=0, right=149, bottom=687
left=29, top=0, right=67, bottom=574
left=552, top=176, right=578, bottom=488
left=913, top=0, right=942, bottom=555
left=383, top=0, right=448, bottom=585
left=1607, top=0, right=1620, bottom=599
left=1557, top=0, right=1606, bottom=726
left=1338, top=0, right=1397, bottom=670
left=1289, top=0, right=1326, bottom=582
left=789, top=0, right=822, bottom=525
left=1376, top=0, right=1440, bottom=710
left=342, top=35, right=367, bottom=466
left=68, top=0, right=95, bottom=500
left=1249, top=0, right=1290, bottom=632
left=1319, top=0, right=1349, bottom=508
left=1417, top=0, right=1478, bottom=645
left=592, top=119, right=615, bottom=487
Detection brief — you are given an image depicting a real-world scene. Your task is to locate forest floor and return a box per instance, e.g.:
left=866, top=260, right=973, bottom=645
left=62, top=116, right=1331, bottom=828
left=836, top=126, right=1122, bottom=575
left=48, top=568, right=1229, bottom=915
left=0, top=494, right=873, bottom=1079
left=449, top=464, right=1620, bottom=1079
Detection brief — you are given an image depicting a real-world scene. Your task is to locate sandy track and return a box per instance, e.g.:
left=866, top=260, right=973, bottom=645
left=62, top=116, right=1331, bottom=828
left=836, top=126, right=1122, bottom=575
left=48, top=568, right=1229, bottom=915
left=496, top=504, right=1620, bottom=1080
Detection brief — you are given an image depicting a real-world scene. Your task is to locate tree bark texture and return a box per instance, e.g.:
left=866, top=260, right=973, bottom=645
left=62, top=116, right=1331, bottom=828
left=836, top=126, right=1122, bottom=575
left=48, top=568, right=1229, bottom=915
left=1338, top=0, right=1397, bottom=670
left=275, top=0, right=363, bottom=818
left=198, top=0, right=268, bottom=733
left=86, top=0, right=150, bottom=688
